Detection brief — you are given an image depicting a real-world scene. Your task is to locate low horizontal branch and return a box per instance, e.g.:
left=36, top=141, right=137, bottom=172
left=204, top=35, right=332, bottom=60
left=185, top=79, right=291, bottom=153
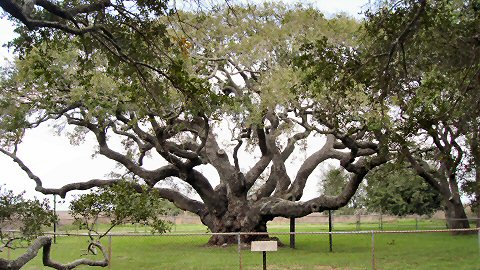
left=0, top=236, right=108, bottom=270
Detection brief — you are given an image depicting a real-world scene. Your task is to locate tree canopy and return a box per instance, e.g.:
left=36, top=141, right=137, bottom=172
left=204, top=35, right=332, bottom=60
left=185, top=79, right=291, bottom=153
left=298, top=0, right=480, bottom=229
left=318, top=163, right=442, bottom=216
left=362, top=0, right=479, bottom=228
left=365, top=163, right=442, bottom=216
left=0, top=0, right=479, bottom=268
left=0, top=1, right=388, bottom=246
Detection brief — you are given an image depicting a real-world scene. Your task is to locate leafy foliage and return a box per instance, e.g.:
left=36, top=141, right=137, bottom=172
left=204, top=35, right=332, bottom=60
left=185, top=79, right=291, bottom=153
left=318, top=163, right=443, bottom=217
left=295, top=0, right=479, bottom=228
left=0, top=1, right=401, bottom=249
left=362, top=0, right=479, bottom=226
left=0, top=186, right=56, bottom=248
left=70, top=181, right=176, bottom=235
left=365, top=163, right=442, bottom=216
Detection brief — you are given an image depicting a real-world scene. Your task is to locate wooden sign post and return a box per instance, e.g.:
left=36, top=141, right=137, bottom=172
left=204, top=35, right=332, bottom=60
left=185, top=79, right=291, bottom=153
left=251, top=241, right=278, bottom=270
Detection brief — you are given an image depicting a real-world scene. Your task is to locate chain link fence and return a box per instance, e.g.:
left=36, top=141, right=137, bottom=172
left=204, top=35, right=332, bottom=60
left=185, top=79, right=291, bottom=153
left=2, top=228, right=479, bottom=270
left=53, top=212, right=480, bottom=233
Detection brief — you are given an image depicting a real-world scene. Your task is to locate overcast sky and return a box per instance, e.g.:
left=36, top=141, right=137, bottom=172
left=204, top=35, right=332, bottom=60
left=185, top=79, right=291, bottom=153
left=0, top=1, right=369, bottom=210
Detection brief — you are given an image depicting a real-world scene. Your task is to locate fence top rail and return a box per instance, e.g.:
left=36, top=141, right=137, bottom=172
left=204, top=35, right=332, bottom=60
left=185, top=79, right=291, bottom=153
left=3, top=228, right=479, bottom=237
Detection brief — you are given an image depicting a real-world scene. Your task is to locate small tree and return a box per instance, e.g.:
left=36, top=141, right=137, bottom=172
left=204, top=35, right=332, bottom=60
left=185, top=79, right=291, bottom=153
left=0, top=186, right=56, bottom=246
left=70, top=180, right=176, bottom=238
left=0, top=186, right=109, bottom=270
left=365, top=163, right=442, bottom=216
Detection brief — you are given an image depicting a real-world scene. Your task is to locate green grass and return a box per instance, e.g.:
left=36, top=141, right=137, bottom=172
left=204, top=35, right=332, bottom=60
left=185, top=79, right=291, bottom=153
left=55, top=222, right=211, bottom=234
left=2, top=222, right=479, bottom=269
left=54, top=217, right=454, bottom=234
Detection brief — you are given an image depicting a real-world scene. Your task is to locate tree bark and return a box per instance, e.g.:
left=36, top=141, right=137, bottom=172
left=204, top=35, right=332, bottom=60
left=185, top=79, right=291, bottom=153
left=471, top=126, right=480, bottom=228
left=403, top=147, right=470, bottom=231
left=2, top=113, right=387, bottom=246
left=477, top=192, right=480, bottom=228
left=443, top=199, right=470, bottom=230
left=204, top=200, right=272, bottom=245
left=0, top=236, right=108, bottom=270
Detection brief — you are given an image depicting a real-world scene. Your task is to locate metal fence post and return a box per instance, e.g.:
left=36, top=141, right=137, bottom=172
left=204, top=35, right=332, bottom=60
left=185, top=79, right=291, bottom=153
left=174, top=216, right=177, bottom=232
left=379, top=208, right=383, bottom=230
left=290, top=218, right=295, bottom=249
left=478, top=228, right=480, bottom=257
left=53, top=194, right=57, bottom=244
left=331, top=211, right=334, bottom=230
left=415, top=217, right=418, bottom=230
left=328, top=210, right=333, bottom=252
left=290, top=196, right=296, bottom=249
left=263, top=251, right=267, bottom=270
left=108, top=235, right=112, bottom=270
left=237, top=233, right=242, bottom=270
left=379, top=213, right=383, bottom=230
left=356, top=214, right=361, bottom=231
left=371, top=231, right=375, bottom=270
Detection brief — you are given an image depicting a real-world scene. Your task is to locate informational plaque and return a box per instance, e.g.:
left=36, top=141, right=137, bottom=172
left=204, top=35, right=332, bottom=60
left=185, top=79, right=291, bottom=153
left=251, top=241, right=278, bottom=252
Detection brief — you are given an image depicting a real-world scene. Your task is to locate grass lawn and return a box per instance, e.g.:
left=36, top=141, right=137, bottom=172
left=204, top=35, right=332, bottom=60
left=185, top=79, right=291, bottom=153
left=55, top=218, right=455, bottom=234
left=2, top=222, right=479, bottom=269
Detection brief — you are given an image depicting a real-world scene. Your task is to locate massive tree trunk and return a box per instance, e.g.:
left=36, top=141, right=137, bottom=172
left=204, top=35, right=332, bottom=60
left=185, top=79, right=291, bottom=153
left=205, top=205, right=270, bottom=245
left=192, top=128, right=387, bottom=245
left=2, top=107, right=388, bottom=247
left=1, top=91, right=387, bottom=246
left=2, top=115, right=388, bottom=247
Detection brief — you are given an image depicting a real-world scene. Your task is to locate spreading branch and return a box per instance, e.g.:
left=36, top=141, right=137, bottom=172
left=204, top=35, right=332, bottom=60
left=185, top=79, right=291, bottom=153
left=0, top=236, right=108, bottom=270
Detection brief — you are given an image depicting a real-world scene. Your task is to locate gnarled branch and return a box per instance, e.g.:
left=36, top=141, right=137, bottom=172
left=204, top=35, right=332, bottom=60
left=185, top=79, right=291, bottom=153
left=0, top=236, right=108, bottom=270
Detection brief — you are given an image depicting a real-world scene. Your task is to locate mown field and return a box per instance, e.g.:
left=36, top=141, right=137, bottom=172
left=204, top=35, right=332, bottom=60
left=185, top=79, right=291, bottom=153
left=2, top=220, right=479, bottom=270
left=51, top=217, right=453, bottom=234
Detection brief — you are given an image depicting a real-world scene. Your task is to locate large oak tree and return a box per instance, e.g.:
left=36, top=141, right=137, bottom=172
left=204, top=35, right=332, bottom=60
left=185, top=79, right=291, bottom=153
left=0, top=1, right=388, bottom=249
